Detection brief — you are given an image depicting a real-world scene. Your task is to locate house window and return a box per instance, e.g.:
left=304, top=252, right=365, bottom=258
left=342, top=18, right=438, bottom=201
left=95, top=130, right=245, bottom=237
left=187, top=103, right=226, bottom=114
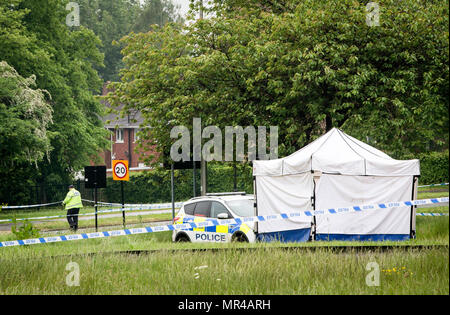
left=116, top=128, right=124, bottom=143
left=134, top=128, right=140, bottom=143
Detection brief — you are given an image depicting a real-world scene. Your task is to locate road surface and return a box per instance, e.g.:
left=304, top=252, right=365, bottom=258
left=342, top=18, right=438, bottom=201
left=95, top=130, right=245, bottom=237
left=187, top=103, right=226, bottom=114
left=0, top=209, right=172, bottom=232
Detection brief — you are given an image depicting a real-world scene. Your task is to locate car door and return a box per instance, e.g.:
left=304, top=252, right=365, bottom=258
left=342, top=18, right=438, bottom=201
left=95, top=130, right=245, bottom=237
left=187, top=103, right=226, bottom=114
left=193, top=201, right=211, bottom=218
left=210, top=201, right=232, bottom=219
left=177, top=201, right=208, bottom=241
left=191, top=201, right=230, bottom=243
left=209, top=201, right=236, bottom=242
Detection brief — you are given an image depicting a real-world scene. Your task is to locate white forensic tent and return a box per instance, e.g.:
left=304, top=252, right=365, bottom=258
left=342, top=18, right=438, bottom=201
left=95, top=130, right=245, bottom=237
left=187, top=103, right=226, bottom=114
left=252, top=128, right=420, bottom=242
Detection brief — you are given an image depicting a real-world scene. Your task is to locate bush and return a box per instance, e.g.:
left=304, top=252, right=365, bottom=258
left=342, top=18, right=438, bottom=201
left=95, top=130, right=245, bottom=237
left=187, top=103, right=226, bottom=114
left=11, top=218, right=40, bottom=240
left=402, top=151, right=449, bottom=185
left=416, top=151, right=449, bottom=185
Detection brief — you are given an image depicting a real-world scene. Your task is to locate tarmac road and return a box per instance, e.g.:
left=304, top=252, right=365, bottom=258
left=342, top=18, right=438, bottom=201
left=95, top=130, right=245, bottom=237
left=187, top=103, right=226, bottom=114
left=0, top=209, right=172, bottom=232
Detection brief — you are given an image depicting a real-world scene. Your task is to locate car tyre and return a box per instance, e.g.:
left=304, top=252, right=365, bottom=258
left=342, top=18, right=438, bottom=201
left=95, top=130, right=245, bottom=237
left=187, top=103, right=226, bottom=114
left=232, top=232, right=249, bottom=243
left=176, top=233, right=190, bottom=242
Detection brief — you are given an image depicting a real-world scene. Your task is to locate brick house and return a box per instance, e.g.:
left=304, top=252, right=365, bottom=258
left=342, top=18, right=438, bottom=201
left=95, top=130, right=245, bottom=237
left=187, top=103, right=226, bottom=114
left=99, top=83, right=159, bottom=175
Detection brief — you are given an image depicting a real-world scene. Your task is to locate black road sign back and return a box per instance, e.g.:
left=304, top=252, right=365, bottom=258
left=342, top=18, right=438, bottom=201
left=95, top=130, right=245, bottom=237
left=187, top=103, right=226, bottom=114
left=85, top=166, right=107, bottom=189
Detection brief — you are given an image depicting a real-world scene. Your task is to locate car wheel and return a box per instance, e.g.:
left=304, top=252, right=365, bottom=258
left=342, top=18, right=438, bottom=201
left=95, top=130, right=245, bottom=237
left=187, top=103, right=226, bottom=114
left=232, top=232, right=249, bottom=243
left=176, top=234, right=190, bottom=242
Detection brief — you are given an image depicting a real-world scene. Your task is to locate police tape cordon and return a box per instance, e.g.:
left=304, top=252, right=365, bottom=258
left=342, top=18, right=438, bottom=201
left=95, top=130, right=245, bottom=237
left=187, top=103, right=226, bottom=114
left=0, top=202, right=183, bottom=223
left=0, top=196, right=448, bottom=248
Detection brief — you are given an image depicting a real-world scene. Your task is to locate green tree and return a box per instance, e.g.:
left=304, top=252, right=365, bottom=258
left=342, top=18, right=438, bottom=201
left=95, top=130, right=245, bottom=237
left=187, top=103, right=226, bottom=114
left=19, top=0, right=108, bottom=185
left=77, top=0, right=184, bottom=82
left=0, top=0, right=109, bottom=202
left=107, top=0, right=448, bottom=162
left=0, top=61, right=52, bottom=166
left=77, top=0, right=141, bottom=82
left=0, top=61, right=53, bottom=204
left=133, top=0, right=184, bottom=33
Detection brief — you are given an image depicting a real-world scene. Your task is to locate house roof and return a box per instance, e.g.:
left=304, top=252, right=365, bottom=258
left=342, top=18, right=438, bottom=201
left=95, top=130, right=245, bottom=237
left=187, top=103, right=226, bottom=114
left=102, top=105, right=144, bottom=129
left=100, top=82, right=145, bottom=129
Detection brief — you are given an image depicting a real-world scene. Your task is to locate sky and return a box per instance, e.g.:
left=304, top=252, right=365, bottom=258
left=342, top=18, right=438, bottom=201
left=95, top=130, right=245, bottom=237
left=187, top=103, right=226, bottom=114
left=171, top=0, right=191, bottom=18
left=171, top=0, right=215, bottom=23
left=137, top=0, right=191, bottom=19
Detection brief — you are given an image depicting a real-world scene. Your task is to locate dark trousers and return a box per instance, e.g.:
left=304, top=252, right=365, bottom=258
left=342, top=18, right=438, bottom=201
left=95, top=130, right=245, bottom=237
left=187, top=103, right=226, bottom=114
left=67, top=208, right=80, bottom=230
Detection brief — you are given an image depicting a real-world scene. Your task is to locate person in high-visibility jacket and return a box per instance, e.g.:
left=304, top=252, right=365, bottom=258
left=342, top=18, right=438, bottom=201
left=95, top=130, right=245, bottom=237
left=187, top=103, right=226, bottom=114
left=62, top=185, right=83, bottom=231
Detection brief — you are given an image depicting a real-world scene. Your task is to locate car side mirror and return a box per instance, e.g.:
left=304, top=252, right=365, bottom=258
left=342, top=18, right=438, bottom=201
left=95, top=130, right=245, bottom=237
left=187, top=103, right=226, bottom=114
left=217, top=213, right=229, bottom=219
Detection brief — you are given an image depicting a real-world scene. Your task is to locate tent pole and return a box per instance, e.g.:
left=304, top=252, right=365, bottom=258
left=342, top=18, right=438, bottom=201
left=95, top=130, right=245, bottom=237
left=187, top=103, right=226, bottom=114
left=201, top=158, right=207, bottom=196
left=253, top=175, right=258, bottom=235
left=410, top=175, right=418, bottom=239
left=171, top=163, right=175, bottom=222
left=311, top=171, right=316, bottom=241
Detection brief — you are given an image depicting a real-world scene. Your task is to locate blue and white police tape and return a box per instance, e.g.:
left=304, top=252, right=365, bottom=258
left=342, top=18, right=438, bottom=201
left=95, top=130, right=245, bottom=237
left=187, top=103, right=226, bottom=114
left=418, top=183, right=449, bottom=188
left=0, top=196, right=448, bottom=248
left=81, top=199, right=181, bottom=209
left=1, top=201, right=62, bottom=210
left=0, top=202, right=183, bottom=223
left=82, top=199, right=130, bottom=207
left=416, top=212, right=449, bottom=216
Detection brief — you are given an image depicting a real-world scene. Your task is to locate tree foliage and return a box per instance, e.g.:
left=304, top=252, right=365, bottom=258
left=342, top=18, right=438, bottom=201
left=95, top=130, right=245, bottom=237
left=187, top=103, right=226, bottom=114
left=0, top=60, right=54, bottom=205
left=0, top=61, right=52, bottom=166
left=78, top=0, right=184, bottom=82
left=107, top=0, right=449, bottom=164
left=0, top=0, right=109, bottom=194
left=0, top=0, right=185, bottom=204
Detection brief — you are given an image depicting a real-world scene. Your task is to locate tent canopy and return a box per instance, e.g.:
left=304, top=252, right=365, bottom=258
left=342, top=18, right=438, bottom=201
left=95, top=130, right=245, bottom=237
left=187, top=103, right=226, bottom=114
left=253, top=128, right=420, bottom=177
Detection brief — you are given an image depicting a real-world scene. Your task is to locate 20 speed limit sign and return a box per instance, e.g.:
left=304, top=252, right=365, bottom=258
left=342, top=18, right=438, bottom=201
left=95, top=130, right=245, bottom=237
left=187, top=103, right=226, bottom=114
left=112, top=160, right=129, bottom=181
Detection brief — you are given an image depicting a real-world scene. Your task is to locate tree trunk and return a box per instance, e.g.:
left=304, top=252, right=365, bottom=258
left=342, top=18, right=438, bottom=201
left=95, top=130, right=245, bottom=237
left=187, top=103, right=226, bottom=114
left=325, top=114, right=333, bottom=132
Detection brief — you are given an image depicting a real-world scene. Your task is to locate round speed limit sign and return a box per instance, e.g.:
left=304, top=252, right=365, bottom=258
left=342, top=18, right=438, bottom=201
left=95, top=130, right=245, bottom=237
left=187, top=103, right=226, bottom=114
left=112, top=160, right=129, bottom=181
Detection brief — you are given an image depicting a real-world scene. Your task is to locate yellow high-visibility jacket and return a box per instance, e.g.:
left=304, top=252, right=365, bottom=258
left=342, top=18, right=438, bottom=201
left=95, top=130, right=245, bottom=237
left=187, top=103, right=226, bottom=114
left=63, top=188, right=83, bottom=210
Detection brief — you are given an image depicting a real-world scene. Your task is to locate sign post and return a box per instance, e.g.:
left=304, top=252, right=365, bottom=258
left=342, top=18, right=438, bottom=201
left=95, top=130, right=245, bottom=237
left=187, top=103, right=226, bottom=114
left=112, top=160, right=129, bottom=228
left=171, top=163, right=175, bottom=221
left=84, top=166, right=107, bottom=232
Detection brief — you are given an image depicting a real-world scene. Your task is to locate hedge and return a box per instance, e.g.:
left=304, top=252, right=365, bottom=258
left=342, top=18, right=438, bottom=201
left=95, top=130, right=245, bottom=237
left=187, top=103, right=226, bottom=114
left=414, top=151, right=449, bottom=185
left=103, top=162, right=254, bottom=204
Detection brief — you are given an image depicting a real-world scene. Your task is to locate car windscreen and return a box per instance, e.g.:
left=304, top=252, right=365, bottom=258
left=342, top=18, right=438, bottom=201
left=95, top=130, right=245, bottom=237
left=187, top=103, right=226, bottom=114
left=225, top=199, right=254, bottom=217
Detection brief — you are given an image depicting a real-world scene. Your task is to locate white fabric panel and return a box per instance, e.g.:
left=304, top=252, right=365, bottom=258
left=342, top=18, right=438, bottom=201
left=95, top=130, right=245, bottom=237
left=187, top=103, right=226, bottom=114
left=252, top=128, right=420, bottom=176
left=315, top=174, right=414, bottom=236
left=256, top=173, right=313, bottom=233
left=282, top=155, right=310, bottom=175
left=339, top=130, right=392, bottom=159
left=332, top=129, right=419, bottom=175
left=365, top=157, right=420, bottom=176
left=252, top=159, right=283, bottom=176
left=312, top=130, right=365, bottom=175
left=282, top=131, right=332, bottom=175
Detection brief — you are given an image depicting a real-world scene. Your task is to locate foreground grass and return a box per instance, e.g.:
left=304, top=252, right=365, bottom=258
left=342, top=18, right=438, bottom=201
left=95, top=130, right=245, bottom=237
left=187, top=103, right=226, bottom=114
left=0, top=189, right=447, bottom=295
left=417, top=191, right=450, bottom=199
left=0, top=246, right=447, bottom=294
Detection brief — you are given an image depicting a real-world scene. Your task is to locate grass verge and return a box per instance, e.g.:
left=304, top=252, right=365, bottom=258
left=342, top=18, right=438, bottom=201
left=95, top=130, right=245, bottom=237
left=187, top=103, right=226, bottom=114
left=0, top=246, right=447, bottom=294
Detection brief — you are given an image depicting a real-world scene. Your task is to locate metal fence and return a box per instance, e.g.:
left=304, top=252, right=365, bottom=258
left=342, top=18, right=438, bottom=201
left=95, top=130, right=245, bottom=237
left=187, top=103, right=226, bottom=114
left=28, top=181, right=108, bottom=207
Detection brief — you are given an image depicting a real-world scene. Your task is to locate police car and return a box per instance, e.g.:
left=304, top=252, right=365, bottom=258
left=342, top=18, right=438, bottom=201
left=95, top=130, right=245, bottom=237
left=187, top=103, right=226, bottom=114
left=172, top=192, right=257, bottom=243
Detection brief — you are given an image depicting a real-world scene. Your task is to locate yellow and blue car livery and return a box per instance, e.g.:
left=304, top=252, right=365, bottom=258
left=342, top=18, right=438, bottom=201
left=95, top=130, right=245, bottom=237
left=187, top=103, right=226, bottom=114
left=171, top=194, right=257, bottom=243
left=173, top=215, right=255, bottom=243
